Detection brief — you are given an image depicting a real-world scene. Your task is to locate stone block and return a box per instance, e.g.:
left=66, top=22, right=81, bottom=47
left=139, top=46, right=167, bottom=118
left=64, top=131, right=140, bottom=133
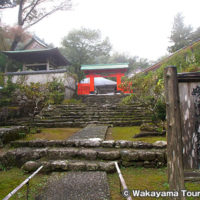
left=102, top=140, right=115, bottom=148
left=99, top=162, right=116, bottom=173
left=98, top=150, right=120, bottom=160
left=78, top=149, right=97, bottom=160
left=155, top=151, right=165, bottom=162
left=29, top=140, right=47, bottom=147
left=79, top=139, right=102, bottom=147
left=47, top=148, right=78, bottom=159
left=120, top=150, right=139, bottom=161
left=51, top=160, right=68, bottom=170
left=115, top=140, right=132, bottom=148
left=22, top=161, right=40, bottom=172
left=153, top=141, right=167, bottom=148
left=85, top=162, right=99, bottom=171
left=68, top=161, right=86, bottom=171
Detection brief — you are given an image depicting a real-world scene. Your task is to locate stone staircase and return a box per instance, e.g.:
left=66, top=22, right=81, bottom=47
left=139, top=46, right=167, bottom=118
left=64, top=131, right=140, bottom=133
left=33, top=95, right=152, bottom=127
left=0, top=139, right=166, bottom=174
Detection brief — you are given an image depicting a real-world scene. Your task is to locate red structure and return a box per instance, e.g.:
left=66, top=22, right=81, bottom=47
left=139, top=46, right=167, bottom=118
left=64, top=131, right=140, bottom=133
left=78, top=63, right=130, bottom=95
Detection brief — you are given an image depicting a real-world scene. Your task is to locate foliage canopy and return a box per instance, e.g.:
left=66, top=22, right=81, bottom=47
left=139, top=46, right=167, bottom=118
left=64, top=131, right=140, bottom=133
left=61, top=28, right=112, bottom=80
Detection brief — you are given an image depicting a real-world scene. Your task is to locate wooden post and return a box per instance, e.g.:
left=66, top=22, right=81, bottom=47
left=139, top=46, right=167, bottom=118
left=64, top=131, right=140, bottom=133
left=47, top=59, right=50, bottom=71
left=116, top=75, right=122, bottom=91
left=89, top=75, right=95, bottom=93
left=22, top=63, right=26, bottom=71
left=164, top=66, right=185, bottom=199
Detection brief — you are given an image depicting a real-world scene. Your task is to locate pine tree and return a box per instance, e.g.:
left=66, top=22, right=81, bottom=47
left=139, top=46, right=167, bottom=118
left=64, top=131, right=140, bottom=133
left=168, top=13, right=193, bottom=53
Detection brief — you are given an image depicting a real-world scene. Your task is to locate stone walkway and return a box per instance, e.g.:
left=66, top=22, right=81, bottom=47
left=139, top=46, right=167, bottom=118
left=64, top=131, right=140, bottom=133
left=36, top=125, right=110, bottom=200
left=68, top=124, right=108, bottom=140
left=36, top=172, right=110, bottom=200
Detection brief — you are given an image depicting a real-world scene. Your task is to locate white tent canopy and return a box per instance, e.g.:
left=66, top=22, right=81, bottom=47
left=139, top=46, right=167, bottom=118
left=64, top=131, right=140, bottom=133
left=80, top=77, right=116, bottom=86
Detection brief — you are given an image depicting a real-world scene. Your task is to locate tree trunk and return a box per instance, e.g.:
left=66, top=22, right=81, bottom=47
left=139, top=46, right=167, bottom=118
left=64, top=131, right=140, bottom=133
left=164, top=66, right=185, bottom=199
left=10, top=35, right=21, bottom=50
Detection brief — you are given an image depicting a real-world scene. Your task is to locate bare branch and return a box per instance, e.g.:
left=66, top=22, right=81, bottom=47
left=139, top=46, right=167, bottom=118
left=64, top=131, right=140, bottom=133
left=22, top=0, right=37, bottom=12
left=24, top=7, right=59, bottom=29
left=24, top=1, right=72, bottom=30
left=22, top=0, right=41, bottom=24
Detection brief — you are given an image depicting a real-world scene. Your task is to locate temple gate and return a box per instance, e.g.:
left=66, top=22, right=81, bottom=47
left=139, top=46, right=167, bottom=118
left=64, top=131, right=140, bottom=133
left=77, top=63, right=130, bottom=95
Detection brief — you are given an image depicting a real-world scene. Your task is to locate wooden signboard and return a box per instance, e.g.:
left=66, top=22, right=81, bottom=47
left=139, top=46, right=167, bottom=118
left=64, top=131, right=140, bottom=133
left=164, top=66, right=200, bottom=198
left=178, top=72, right=200, bottom=170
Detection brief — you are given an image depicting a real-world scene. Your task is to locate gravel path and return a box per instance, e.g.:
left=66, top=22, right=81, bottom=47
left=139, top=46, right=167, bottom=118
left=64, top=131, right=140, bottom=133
left=68, top=124, right=108, bottom=140
left=36, top=171, right=110, bottom=200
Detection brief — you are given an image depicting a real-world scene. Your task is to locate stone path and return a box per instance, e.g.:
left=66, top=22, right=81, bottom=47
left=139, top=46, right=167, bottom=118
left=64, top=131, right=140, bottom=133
left=68, top=124, right=108, bottom=140
left=35, top=125, right=110, bottom=200
left=36, top=172, right=110, bottom=200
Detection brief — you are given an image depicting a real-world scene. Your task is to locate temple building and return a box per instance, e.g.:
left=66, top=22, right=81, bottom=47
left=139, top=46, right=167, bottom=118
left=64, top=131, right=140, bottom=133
left=3, top=48, right=69, bottom=71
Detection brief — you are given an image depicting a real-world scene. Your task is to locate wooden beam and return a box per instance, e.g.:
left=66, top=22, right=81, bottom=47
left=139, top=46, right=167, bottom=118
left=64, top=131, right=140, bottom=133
left=24, top=63, right=47, bottom=67
left=164, top=66, right=185, bottom=199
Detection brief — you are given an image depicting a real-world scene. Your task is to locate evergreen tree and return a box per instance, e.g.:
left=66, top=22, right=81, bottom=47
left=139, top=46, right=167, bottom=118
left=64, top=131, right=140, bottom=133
left=61, top=28, right=112, bottom=81
left=168, top=13, right=193, bottom=53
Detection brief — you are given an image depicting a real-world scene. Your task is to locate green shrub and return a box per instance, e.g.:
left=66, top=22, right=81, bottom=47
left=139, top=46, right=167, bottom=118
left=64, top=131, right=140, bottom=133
left=46, top=78, right=65, bottom=104
left=0, top=76, right=18, bottom=107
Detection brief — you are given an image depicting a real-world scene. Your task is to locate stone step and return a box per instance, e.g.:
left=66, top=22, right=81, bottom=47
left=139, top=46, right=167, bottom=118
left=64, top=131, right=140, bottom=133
left=34, top=117, right=152, bottom=123
left=41, top=110, right=149, bottom=116
left=38, top=117, right=152, bottom=122
left=36, top=113, right=150, bottom=117
left=23, top=160, right=116, bottom=173
left=53, top=106, right=147, bottom=110
left=10, top=140, right=167, bottom=149
left=33, top=120, right=151, bottom=127
left=0, top=147, right=166, bottom=169
left=55, top=104, right=144, bottom=108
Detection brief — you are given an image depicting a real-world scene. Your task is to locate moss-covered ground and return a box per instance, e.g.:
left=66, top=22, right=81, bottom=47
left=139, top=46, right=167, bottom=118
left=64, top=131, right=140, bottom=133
left=108, top=167, right=200, bottom=200
left=0, top=167, right=199, bottom=200
left=107, top=126, right=166, bottom=143
left=24, top=128, right=81, bottom=141
left=0, top=168, right=50, bottom=200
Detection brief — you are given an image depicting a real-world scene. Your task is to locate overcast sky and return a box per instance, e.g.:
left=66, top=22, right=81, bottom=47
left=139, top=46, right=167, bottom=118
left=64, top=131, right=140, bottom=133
left=1, top=0, right=200, bottom=61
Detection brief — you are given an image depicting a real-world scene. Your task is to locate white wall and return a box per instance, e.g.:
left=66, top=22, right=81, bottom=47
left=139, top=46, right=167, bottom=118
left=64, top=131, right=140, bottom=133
left=6, top=71, right=76, bottom=99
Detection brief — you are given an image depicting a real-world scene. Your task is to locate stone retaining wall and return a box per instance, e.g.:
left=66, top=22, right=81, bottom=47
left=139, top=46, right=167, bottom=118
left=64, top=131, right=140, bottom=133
left=0, top=126, right=29, bottom=147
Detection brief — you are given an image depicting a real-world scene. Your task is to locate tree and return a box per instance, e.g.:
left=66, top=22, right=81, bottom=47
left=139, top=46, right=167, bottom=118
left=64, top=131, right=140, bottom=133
left=168, top=13, right=193, bottom=53
left=1, top=0, right=72, bottom=50
left=61, top=28, right=112, bottom=80
left=189, top=27, right=200, bottom=43
left=0, top=0, right=17, bottom=9
left=107, top=52, right=149, bottom=75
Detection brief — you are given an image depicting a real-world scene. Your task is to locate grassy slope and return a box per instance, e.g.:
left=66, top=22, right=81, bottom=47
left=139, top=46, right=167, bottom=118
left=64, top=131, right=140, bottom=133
left=108, top=167, right=200, bottom=200
left=107, top=126, right=166, bottom=143
left=24, top=128, right=81, bottom=141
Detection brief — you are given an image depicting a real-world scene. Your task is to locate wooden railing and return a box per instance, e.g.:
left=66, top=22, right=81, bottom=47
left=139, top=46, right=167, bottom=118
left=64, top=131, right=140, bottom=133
left=3, top=166, right=43, bottom=200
